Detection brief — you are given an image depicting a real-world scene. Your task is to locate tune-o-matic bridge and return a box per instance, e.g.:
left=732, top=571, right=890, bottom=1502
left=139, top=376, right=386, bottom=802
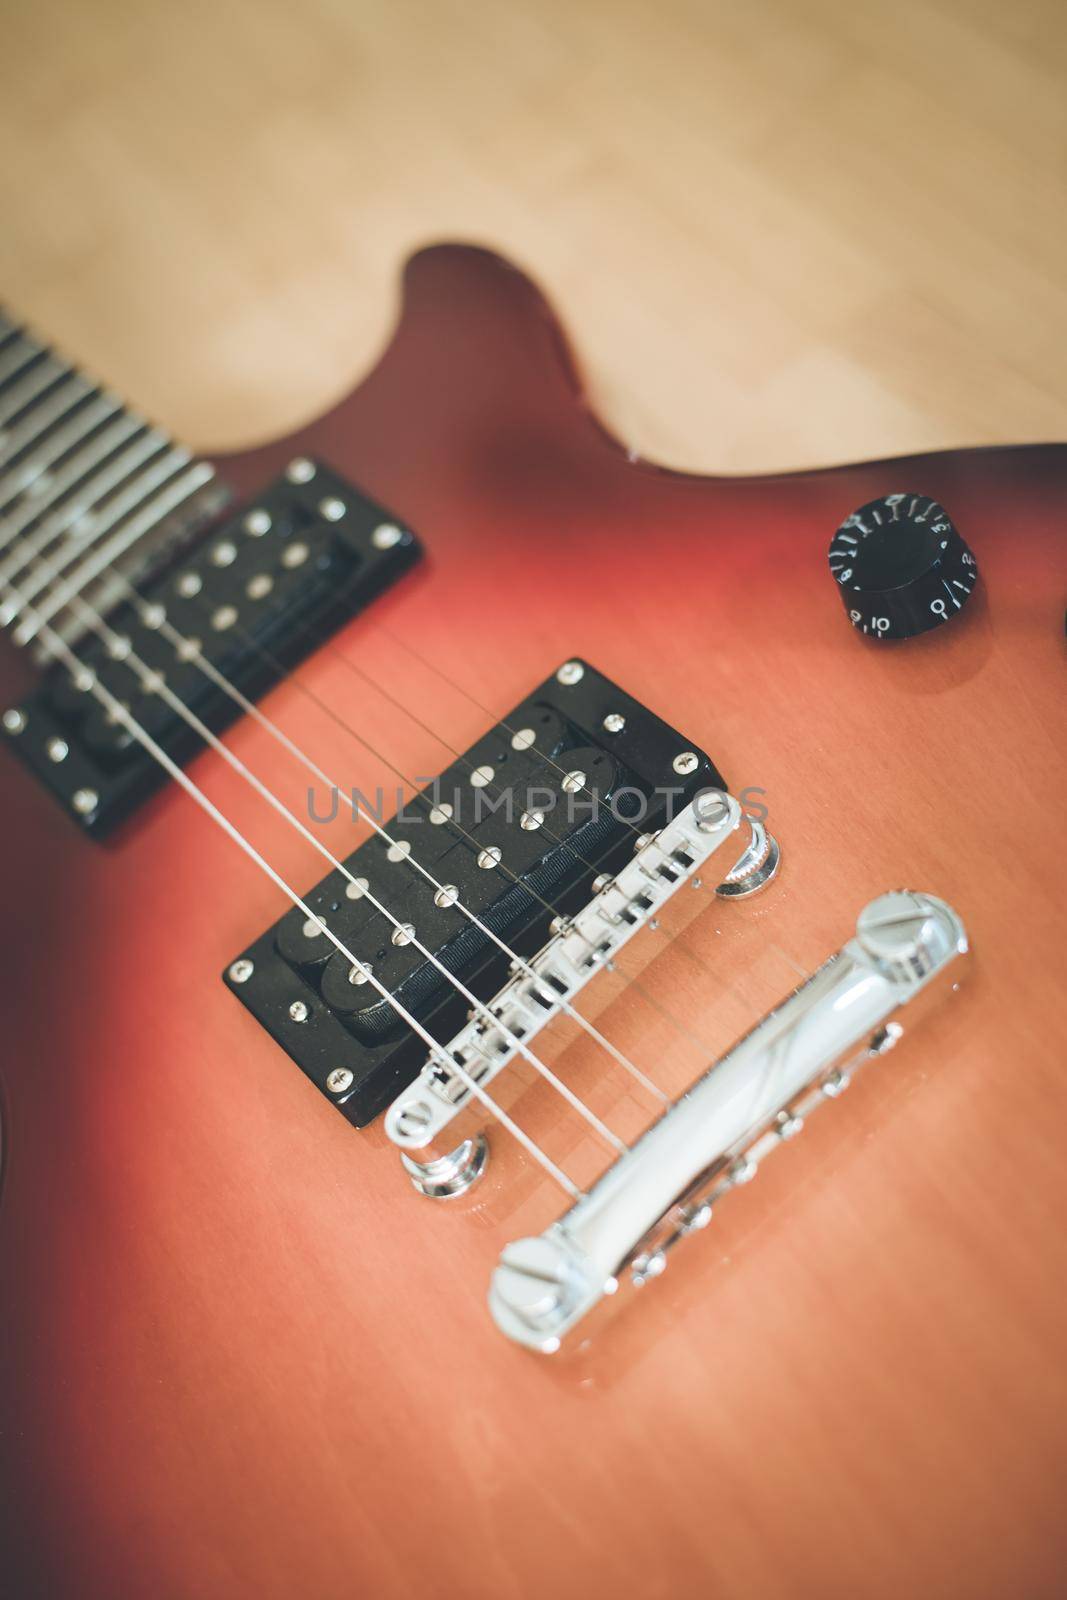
left=223, top=661, right=735, bottom=1126
left=384, top=794, right=752, bottom=1175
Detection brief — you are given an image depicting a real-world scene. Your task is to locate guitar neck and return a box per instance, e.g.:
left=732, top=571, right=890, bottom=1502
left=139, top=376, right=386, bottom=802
left=0, top=308, right=230, bottom=656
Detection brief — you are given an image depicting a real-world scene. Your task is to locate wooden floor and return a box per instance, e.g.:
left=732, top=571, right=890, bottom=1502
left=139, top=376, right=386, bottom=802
left=1, top=0, right=1065, bottom=473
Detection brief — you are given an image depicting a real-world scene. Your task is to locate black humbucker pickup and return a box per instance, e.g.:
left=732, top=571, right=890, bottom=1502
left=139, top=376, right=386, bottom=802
left=4, top=463, right=421, bottom=834
left=223, top=661, right=725, bottom=1126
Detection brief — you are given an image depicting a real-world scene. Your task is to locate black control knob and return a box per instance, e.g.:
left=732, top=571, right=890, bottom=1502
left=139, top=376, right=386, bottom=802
left=829, top=493, right=978, bottom=640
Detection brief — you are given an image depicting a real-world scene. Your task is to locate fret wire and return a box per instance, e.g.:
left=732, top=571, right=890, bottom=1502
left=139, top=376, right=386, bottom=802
left=0, top=411, right=142, bottom=546
left=14, top=460, right=215, bottom=642
left=0, top=393, right=123, bottom=518
left=0, top=354, right=72, bottom=432
left=0, top=335, right=43, bottom=390
left=0, top=376, right=92, bottom=471
left=0, top=424, right=167, bottom=584
left=9, top=445, right=192, bottom=611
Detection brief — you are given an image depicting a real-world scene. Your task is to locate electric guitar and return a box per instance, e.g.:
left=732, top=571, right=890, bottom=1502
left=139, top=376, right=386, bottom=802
left=1, top=244, right=1064, bottom=1599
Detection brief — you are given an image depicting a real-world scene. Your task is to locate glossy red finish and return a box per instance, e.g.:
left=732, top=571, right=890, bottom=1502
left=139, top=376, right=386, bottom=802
left=1, top=247, right=1065, bottom=1598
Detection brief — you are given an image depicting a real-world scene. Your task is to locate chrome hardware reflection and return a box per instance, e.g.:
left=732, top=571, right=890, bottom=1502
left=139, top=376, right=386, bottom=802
left=489, top=891, right=968, bottom=1352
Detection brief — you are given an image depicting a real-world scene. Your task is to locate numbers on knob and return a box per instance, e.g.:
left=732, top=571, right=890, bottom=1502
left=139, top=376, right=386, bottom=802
left=829, top=492, right=978, bottom=642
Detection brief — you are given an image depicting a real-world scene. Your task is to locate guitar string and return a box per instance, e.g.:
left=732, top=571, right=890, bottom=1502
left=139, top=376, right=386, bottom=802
left=7, top=339, right=760, bottom=1091
left=0, top=411, right=715, bottom=915
left=321, top=638, right=738, bottom=1024
left=4, top=529, right=674, bottom=1111
left=185, top=596, right=720, bottom=1069
left=0, top=422, right=174, bottom=586
left=28, top=578, right=630, bottom=1157
left=0, top=456, right=726, bottom=1068
left=0, top=571, right=584, bottom=1199
left=149, top=557, right=731, bottom=1066
left=0, top=434, right=672, bottom=850
left=171, top=589, right=722, bottom=1071
left=2, top=499, right=719, bottom=1081
left=346, top=623, right=665, bottom=847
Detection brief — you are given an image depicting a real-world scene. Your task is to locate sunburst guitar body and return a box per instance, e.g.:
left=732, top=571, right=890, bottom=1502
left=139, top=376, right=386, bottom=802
left=0, top=246, right=1064, bottom=1599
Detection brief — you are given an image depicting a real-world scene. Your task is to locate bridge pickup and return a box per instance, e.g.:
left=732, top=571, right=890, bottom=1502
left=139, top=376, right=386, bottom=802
left=2, top=461, right=420, bottom=834
left=222, top=661, right=726, bottom=1126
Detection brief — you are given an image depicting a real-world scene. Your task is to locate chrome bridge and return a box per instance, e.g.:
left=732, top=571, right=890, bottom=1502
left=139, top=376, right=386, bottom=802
left=488, top=890, right=968, bottom=1351
left=384, top=793, right=764, bottom=1172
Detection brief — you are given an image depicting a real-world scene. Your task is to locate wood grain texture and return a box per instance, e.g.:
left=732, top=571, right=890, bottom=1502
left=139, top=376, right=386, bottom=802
left=0, top=0, right=1065, bottom=472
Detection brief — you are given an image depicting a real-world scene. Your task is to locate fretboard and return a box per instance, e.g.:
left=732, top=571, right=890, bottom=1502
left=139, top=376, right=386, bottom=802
left=0, top=308, right=230, bottom=655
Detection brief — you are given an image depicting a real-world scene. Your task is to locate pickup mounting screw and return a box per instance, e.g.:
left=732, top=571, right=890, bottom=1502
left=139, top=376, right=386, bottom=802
left=557, top=661, right=584, bottom=685
left=46, top=737, right=68, bottom=763
left=673, top=751, right=699, bottom=775
left=72, top=787, right=99, bottom=816
left=326, top=1067, right=354, bottom=1095
left=372, top=523, right=403, bottom=550
left=285, top=458, right=316, bottom=484
left=603, top=712, right=625, bottom=734
left=289, top=1000, right=309, bottom=1022
left=228, top=958, right=254, bottom=983
left=244, top=509, right=272, bottom=536
left=3, top=708, right=26, bottom=734
left=319, top=497, right=346, bottom=522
